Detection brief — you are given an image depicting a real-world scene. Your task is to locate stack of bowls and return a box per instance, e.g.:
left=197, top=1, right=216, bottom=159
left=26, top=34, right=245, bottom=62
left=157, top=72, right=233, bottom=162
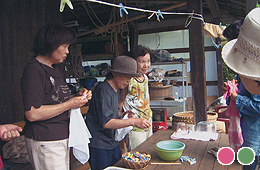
left=155, top=140, right=185, bottom=161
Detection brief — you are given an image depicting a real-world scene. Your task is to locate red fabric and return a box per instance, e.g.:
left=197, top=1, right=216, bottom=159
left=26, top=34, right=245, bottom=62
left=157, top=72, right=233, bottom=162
left=0, top=156, right=3, bottom=169
left=223, top=80, right=243, bottom=153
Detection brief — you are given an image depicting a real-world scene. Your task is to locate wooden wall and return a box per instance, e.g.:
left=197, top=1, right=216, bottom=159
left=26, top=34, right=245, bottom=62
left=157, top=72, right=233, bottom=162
left=0, top=0, right=62, bottom=124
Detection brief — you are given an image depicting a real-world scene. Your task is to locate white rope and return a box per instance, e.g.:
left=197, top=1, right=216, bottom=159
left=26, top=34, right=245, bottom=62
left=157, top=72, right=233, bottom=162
left=85, top=0, right=204, bottom=23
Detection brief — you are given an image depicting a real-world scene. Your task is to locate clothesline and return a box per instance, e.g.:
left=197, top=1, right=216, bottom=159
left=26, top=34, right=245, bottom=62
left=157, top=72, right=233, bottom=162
left=86, top=0, right=200, bottom=15
left=61, top=0, right=204, bottom=27
left=85, top=0, right=204, bottom=24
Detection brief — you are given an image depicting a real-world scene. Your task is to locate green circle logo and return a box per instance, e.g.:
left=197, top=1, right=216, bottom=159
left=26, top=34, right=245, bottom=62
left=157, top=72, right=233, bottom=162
left=237, top=147, right=255, bottom=165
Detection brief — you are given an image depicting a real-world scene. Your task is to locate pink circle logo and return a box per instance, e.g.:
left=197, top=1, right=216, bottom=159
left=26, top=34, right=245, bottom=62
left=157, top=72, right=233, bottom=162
left=217, top=147, right=235, bottom=165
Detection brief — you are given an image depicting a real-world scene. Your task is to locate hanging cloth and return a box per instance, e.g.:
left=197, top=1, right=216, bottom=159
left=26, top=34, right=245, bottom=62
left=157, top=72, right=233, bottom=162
left=223, top=80, right=243, bottom=153
left=69, top=108, right=92, bottom=164
left=204, top=22, right=226, bottom=39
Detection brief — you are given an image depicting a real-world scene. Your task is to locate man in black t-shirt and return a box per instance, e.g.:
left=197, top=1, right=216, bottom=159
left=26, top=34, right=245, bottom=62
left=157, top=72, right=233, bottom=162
left=86, top=56, right=151, bottom=170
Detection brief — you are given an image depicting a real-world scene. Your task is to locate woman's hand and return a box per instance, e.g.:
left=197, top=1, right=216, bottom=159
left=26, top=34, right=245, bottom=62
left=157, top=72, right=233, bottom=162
left=76, top=88, right=92, bottom=100
left=0, top=124, right=22, bottom=141
left=132, top=118, right=151, bottom=129
left=222, top=79, right=238, bottom=101
left=66, top=88, right=92, bottom=109
left=67, top=95, right=89, bottom=109
left=230, top=79, right=238, bottom=101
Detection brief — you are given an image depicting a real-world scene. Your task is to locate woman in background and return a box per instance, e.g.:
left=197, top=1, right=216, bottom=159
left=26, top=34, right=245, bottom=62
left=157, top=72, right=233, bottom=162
left=119, top=45, right=153, bottom=151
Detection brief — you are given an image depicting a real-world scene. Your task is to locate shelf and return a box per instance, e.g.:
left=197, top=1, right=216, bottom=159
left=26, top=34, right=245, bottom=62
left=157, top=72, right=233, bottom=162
left=164, top=76, right=186, bottom=80
left=152, top=61, right=186, bottom=66
left=150, top=98, right=186, bottom=107
left=149, top=61, right=188, bottom=112
left=80, top=75, right=105, bottom=79
left=82, top=53, right=115, bottom=61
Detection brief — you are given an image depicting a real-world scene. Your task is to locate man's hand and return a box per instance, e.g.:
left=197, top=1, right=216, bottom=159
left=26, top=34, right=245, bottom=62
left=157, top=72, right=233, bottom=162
left=0, top=124, right=22, bottom=141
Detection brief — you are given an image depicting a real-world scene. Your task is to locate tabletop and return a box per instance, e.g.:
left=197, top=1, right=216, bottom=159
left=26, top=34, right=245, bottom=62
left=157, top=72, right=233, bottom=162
left=114, top=129, right=242, bottom=170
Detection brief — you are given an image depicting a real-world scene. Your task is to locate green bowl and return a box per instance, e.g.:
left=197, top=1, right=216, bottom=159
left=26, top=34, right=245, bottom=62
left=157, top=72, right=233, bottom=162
left=155, top=140, right=185, bottom=161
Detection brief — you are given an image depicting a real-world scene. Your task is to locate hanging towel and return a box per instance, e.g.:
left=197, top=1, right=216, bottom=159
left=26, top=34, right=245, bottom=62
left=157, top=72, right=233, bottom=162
left=203, top=22, right=227, bottom=39
left=115, top=112, right=133, bottom=141
left=69, top=108, right=92, bottom=164
left=223, top=80, right=243, bottom=153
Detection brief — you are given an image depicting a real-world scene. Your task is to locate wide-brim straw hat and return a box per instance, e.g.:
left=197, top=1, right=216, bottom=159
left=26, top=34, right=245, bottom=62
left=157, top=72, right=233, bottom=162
left=108, top=55, right=141, bottom=77
left=222, top=8, right=260, bottom=81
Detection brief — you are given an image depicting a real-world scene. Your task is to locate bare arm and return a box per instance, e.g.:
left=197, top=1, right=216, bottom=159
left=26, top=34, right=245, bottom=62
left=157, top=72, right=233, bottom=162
left=103, top=118, right=151, bottom=130
left=25, top=89, right=92, bottom=122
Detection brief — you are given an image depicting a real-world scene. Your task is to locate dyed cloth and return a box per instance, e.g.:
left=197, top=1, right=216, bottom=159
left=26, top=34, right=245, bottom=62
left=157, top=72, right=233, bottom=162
left=0, top=156, right=3, bottom=169
left=223, top=80, right=243, bottom=153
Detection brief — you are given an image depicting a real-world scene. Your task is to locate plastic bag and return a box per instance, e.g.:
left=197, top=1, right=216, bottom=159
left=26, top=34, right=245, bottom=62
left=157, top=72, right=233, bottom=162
left=152, top=49, right=171, bottom=63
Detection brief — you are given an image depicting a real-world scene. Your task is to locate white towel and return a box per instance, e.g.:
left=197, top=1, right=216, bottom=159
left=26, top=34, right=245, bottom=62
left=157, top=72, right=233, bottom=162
left=115, top=113, right=133, bottom=141
left=69, top=108, right=92, bottom=165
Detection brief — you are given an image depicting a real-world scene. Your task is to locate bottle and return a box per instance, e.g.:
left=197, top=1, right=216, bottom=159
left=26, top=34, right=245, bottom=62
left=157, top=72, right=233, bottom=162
left=174, top=92, right=179, bottom=100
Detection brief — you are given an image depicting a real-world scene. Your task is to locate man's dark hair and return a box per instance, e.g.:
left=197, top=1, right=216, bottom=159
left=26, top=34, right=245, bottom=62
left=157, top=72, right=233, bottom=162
left=223, top=19, right=244, bottom=41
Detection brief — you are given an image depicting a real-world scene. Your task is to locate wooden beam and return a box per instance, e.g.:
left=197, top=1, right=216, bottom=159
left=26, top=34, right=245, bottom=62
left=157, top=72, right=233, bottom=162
left=188, top=0, right=207, bottom=125
left=166, top=46, right=216, bottom=53
left=77, top=2, right=187, bottom=37
left=216, top=37, right=223, bottom=97
left=128, top=21, right=139, bottom=50
left=246, top=0, right=257, bottom=14
left=204, top=0, right=221, bottom=18
left=212, top=17, right=224, bottom=97
left=138, top=25, right=186, bottom=34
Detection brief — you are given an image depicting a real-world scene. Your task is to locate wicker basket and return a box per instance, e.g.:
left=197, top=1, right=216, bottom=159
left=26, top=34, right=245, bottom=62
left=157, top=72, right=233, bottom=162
left=172, top=111, right=218, bottom=130
left=148, top=81, right=164, bottom=87
left=122, top=151, right=151, bottom=169
left=149, top=84, right=173, bottom=100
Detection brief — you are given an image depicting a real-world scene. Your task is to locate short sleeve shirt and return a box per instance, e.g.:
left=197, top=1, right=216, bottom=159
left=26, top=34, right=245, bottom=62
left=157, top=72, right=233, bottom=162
left=21, top=57, right=70, bottom=141
left=86, top=81, right=120, bottom=149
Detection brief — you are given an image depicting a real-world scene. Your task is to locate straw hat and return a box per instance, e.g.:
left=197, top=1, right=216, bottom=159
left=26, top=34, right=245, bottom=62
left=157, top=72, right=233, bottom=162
left=108, top=55, right=141, bottom=77
left=222, top=8, right=260, bottom=82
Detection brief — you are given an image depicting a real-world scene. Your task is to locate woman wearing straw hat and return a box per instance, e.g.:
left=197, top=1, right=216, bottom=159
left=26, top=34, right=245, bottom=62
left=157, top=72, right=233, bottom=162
left=85, top=55, right=151, bottom=170
left=222, top=8, right=260, bottom=170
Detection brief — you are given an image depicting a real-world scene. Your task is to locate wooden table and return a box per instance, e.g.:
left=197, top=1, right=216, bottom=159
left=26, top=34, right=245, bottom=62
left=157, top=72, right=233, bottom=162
left=114, top=129, right=242, bottom=170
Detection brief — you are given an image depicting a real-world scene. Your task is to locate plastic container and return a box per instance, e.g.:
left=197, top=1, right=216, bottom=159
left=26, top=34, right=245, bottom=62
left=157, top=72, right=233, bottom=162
left=196, top=121, right=216, bottom=133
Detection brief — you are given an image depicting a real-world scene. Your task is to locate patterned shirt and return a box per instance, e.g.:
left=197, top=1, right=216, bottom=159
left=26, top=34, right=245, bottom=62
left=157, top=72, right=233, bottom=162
left=123, top=74, right=152, bottom=132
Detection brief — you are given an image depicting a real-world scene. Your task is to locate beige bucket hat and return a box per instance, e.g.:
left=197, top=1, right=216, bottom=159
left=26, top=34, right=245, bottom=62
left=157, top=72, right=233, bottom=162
left=222, top=8, right=260, bottom=82
left=108, top=55, right=141, bottom=77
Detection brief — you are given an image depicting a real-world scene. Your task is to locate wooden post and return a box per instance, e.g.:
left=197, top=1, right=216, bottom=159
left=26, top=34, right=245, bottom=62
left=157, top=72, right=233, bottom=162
left=187, top=0, right=207, bottom=125
left=213, top=18, right=224, bottom=97
left=216, top=39, right=223, bottom=97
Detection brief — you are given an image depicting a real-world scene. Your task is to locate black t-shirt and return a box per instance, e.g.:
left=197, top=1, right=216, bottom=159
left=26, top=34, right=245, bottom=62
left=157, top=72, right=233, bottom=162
left=21, top=57, right=70, bottom=141
left=86, top=81, right=120, bottom=149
